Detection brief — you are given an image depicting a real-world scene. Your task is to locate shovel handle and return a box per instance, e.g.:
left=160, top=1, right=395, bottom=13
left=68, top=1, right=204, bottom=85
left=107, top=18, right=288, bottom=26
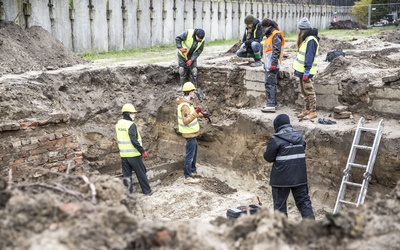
left=257, top=196, right=262, bottom=206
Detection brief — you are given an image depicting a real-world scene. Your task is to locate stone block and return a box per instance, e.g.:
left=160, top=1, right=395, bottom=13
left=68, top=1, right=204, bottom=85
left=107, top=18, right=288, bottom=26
left=369, top=88, right=400, bottom=99
left=371, top=99, right=400, bottom=115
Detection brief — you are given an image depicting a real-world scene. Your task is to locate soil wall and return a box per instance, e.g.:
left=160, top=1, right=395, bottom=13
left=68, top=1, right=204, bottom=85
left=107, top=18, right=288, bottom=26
left=1, top=64, right=399, bottom=192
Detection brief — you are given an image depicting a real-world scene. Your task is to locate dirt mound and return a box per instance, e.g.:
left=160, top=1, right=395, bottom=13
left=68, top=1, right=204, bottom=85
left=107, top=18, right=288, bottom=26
left=319, top=35, right=356, bottom=54
left=0, top=21, right=85, bottom=75
left=1, top=175, right=399, bottom=249
left=329, top=20, right=368, bottom=30
left=374, top=30, right=400, bottom=44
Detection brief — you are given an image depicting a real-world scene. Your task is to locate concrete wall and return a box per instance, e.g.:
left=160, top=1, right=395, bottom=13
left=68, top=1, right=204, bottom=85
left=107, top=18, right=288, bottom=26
left=1, top=0, right=352, bottom=53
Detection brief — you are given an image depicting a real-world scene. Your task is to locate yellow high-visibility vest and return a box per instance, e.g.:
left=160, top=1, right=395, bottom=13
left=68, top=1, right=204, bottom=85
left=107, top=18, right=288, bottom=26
left=115, top=119, right=142, bottom=157
left=263, top=30, right=285, bottom=65
left=177, top=103, right=200, bottom=134
left=292, top=36, right=319, bottom=75
left=178, top=29, right=205, bottom=59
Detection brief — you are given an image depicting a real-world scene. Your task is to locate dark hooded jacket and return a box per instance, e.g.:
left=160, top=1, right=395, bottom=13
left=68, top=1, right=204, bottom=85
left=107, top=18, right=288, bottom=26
left=241, top=19, right=263, bottom=47
left=264, top=124, right=308, bottom=187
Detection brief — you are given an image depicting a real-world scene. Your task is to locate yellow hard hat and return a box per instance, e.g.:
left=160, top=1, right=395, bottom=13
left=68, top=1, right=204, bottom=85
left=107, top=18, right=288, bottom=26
left=121, top=103, right=137, bottom=113
left=182, top=82, right=196, bottom=92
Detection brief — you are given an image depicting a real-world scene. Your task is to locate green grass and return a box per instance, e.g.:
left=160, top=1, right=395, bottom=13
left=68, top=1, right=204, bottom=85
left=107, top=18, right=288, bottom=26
left=81, top=27, right=398, bottom=61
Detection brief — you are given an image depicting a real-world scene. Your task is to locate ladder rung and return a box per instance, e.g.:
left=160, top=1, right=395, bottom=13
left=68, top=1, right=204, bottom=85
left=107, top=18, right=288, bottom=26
left=359, top=127, right=377, bottom=133
left=348, top=163, right=367, bottom=169
left=344, top=181, right=362, bottom=187
left=339, top=200, right=358, bottom=206
left=354, top=145, right=372, bottom=150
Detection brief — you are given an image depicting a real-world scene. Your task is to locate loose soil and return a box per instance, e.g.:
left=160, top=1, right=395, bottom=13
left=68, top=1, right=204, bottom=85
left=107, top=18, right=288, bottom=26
left=1, top=21, right=400, bottom=249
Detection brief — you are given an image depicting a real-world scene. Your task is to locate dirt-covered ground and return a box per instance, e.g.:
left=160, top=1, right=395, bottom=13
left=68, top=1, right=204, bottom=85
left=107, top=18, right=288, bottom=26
left=1, top=21, right=400, bottom=249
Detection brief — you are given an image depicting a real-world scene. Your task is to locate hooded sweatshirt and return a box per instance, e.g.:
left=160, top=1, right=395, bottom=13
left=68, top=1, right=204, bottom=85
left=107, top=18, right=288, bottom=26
left=264, top=124, right=308, bottom=187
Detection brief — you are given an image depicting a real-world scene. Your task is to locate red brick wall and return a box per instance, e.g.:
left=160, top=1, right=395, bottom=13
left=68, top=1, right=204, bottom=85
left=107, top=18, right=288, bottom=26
left=0, top=114, right=83, bottom=182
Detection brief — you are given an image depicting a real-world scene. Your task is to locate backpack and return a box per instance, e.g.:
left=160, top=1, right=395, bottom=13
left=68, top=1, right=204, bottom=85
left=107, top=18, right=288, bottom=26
left=325, top=49, right=345, bottom=62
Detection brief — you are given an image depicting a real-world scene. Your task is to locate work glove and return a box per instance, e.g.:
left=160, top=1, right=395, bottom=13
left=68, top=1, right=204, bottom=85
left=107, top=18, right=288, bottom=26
left=186, top=60, right=193, bottom=67
left=245, top=40, right=252, bottom=47
left=179, top=48, right=187, bottom=53
left=269, top=65, right=277, bottom=71
left=302, top=74, right=309, bottom=81
left=239, top=43, right=247, bottom=52
left=142, top=151, right=148, bottom=159
left=195, top=106, right=202, bottom=113
left=302, top=69, right=310, bottom=81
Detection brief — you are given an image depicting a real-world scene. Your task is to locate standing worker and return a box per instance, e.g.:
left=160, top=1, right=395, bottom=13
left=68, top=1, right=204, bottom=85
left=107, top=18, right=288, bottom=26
left=176, top=28, right=205, bottom=89
left=236, top=14, right=263, bottom=67
left=260, top=18, right=285, bottom=113
left=115, top=103, right=153, bottom=196
left=292, top=17, right=320, bottom=120
left=263, top=114, right=315, bottom=220
left=176, top=82, right=204, bottom=184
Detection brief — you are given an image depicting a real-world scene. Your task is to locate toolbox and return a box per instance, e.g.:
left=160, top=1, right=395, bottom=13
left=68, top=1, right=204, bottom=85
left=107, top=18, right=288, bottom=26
left=226, top=204, right=261, bottom=219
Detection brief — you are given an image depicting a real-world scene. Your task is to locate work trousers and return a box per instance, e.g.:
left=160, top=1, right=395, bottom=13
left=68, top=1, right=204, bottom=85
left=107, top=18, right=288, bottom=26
left=299, top=78, right=316, bottom=112
left=236, top=42, right=262, bottom=59
left=121, top=156, right=152, bottom=194
left=271, top=184, right=315, bottom=220
left=265, top=69, right=279, bottom=107
left=184, top=137, right=198, bottom=178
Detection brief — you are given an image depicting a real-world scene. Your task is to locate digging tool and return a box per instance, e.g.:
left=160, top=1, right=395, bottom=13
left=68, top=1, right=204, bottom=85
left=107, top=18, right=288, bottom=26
left=257, top=196, right=262, bottom=206
left=200, top=111, right=211, bottom=124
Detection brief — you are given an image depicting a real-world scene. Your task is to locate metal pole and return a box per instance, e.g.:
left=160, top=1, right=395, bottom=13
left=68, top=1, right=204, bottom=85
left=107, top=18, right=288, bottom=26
left=367, top=4, right=371, bottom=28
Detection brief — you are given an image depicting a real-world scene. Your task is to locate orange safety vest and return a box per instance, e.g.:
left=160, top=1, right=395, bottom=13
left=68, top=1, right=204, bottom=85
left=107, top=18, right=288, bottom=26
left=263, top=30, right=285, bottom=65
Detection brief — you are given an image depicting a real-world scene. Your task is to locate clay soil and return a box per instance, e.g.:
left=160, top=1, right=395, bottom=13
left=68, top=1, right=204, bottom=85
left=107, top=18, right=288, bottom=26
left=1, top=21, right=400, bottom=250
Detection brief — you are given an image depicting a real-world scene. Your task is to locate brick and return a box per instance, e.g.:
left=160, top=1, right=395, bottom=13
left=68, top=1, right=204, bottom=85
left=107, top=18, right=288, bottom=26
left=62, top=132, right=72, bottom=137
left=74, top=157, right=83, bottom=164
left=66, top=153, right=75, bottom=159
left=55, top=133, right=63, bottom=139
left=10, top=158, right=24, bottom=164
left=30, top=138, right=39, bottom=145
left=65, top=143, right=76, bottom=149
left=47, top=146, right=62, bottom=151
left=18, top=151, right=30, bottom=158
left=20, top=121, right=38, bottom=129
left=2, top=123, right=20, bottom=131
left=38, top=135, right=50, bottom=142
left=31, top=148, right=48, bottom=156
left=40, top=140, right=57, bottom=147
left=48, top=134, right=56, bottom=141
left=21, top=145, right=38, bottom=151
left=55, top=138, right=67, bottom=145
left=65, top=137, right=74, bottom=143
left=75, top=151, right=83, bottom=157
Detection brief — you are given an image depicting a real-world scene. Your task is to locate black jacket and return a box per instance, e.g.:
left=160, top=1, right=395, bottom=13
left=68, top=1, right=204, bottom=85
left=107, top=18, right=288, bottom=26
left=241, top=19, right=263, bottom=47
left=264, top=124, right=308, bottom=187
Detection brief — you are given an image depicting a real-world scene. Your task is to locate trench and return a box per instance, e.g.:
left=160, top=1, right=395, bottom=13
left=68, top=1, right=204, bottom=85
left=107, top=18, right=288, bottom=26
left=1, top=63, right=399, bottom=222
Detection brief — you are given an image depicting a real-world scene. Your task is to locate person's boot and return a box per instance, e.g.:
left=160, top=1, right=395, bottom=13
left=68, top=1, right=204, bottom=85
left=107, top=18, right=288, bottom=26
left=303, top=111, right=317, bottom=120
left=177, top=78, right=185, bottom=91
left=297, top=110, right=310, bottom=118
left=250, top=60, right=262, bottom=67
left=261, top=106, right=276, bottom=113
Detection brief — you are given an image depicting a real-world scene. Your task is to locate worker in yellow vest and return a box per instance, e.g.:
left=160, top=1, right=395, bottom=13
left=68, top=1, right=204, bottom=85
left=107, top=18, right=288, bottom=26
left=176, top=29, right=205, bottom=89
left=176, top=82, right=204, bottom=184
left=292, top=17, right=320, bottom=120
left=115, top=103, right=153, bottom=195
left=260, top=18, right=285, bottom=113
left=236, top=15, right=263, bottom=67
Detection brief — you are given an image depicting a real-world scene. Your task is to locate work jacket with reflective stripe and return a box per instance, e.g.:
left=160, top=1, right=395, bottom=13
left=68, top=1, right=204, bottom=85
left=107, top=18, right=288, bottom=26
left=177, top=29, right=205, bottom=60
left=292, top=36, right=319, bottom=75
left=177, top=102, right=200, bottom=135
left=264, top=124, right=308, bottom=187
left=263, top=30, right=285, bottom=69
left=115, top=119, right=142, bottom=157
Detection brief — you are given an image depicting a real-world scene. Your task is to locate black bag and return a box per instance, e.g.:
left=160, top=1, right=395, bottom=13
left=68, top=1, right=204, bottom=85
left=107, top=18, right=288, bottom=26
left=325, top=49, right=345, bottom=62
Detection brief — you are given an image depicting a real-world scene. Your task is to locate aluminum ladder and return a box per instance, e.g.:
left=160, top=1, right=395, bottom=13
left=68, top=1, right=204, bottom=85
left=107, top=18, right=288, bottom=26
left=333, top=117, right=384, bottom=214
